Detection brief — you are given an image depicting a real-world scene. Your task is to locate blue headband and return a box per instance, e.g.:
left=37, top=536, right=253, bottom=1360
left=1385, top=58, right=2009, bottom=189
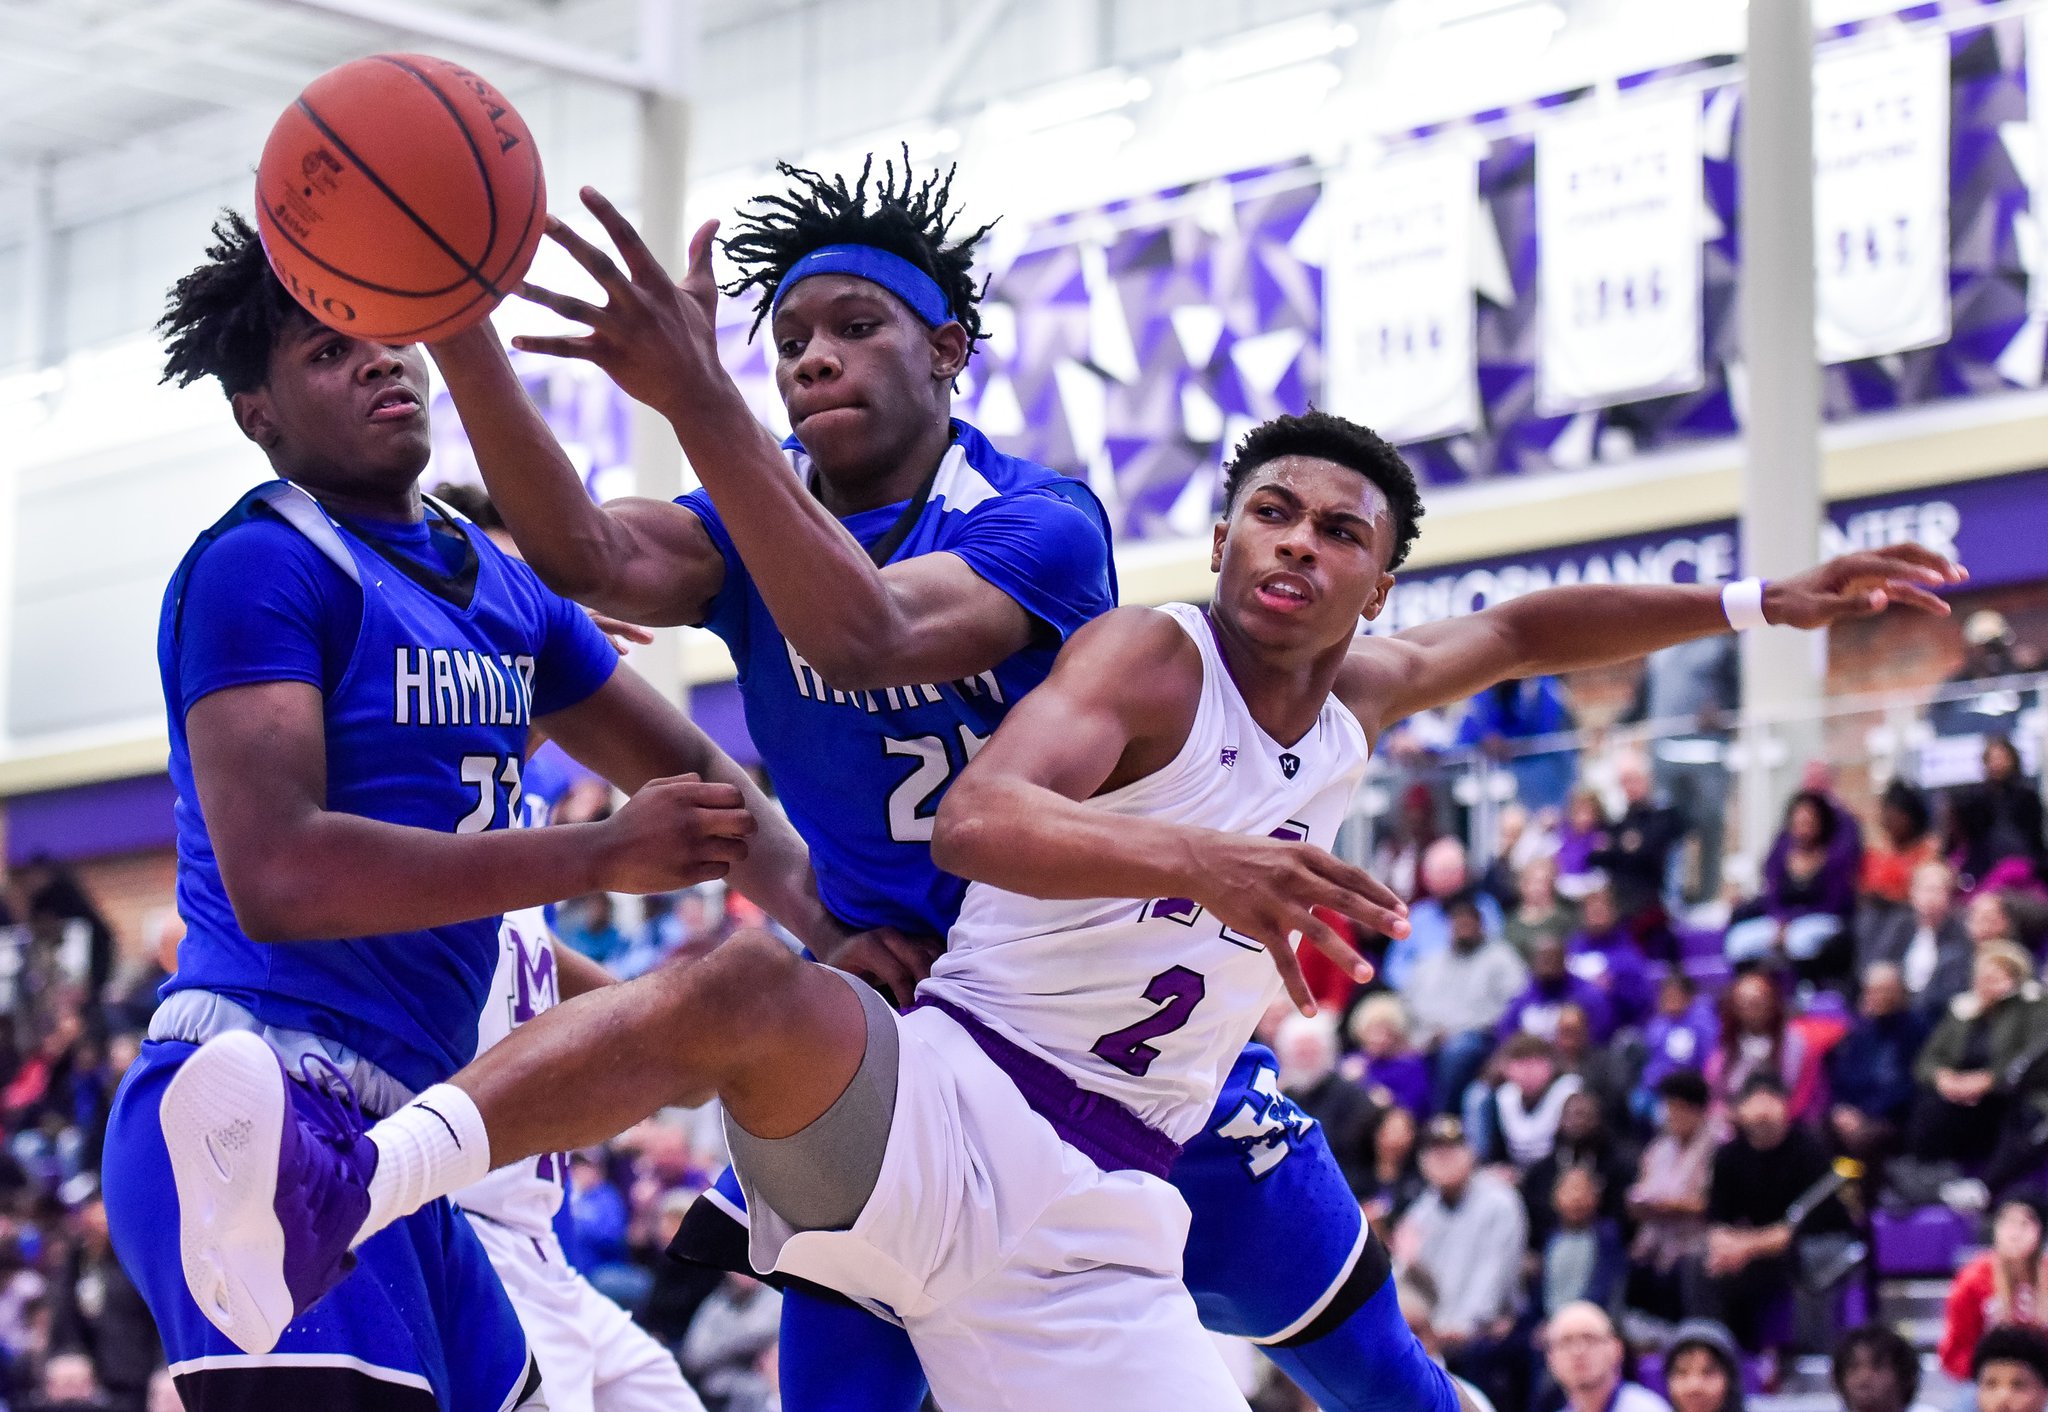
left=770, top=244, right=953, bottom=327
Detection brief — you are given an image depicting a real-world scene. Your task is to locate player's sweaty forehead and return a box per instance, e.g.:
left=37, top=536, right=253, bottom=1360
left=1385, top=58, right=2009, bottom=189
left=1235, top=455, right=1394, bottom=539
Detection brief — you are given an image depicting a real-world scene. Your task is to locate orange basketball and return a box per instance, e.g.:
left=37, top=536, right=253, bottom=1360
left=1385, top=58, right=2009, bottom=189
left=255, top=54, right=545, bottom=343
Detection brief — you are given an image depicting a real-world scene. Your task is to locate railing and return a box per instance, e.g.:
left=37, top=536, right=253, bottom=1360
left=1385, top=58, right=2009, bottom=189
left=1345, top=669, right=2048, bottom=889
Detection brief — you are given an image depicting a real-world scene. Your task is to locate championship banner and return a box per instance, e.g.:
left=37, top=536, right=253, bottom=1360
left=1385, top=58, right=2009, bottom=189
left=1813, top=34, right=1951, bottom=364
left=1322, top=147, right=1479, bottom=445
left=1535, top=95, right=1704, bottom=413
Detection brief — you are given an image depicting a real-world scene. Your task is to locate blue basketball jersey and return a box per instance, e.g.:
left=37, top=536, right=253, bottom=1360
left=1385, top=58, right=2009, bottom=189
left=158, top=482, right=616, bottom=1094
left=682, top=420, right=1116, bottom=936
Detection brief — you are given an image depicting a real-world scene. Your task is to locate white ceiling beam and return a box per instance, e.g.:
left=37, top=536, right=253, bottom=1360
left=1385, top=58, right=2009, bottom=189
left=899, top=0, right=1017, bottom=121
left=264, top=0, right=670, bottom=92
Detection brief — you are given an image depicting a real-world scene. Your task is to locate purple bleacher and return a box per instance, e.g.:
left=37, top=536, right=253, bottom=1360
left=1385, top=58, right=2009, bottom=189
left=1682, top=955, right=1733, bottom=993
left=1873, top=1205, right=1973, bottom=1276
left=1677, top=924, right=1726, bottom=961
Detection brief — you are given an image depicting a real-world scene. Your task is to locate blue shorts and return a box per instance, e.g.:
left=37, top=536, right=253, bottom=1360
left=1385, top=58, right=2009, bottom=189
left=105, top=1041, right=536, bottom=1412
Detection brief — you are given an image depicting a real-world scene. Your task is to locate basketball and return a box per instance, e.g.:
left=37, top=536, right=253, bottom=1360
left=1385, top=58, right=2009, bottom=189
left=254, top=54, right=545, bottom=343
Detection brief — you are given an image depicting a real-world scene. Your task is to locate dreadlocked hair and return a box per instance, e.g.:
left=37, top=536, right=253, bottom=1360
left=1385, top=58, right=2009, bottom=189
left=159, top=210, right=306, bottom=398
left=721, top=147, right=994, bottom=350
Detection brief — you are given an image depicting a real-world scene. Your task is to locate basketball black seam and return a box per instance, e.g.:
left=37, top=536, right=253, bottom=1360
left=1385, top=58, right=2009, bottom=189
left=372, top=55, right=501, bottom=260
left=351, top=150, right=543, bottom=342
left=294, top=96, right=503, bottom=301
left=260, top=212, right=475, bottom=300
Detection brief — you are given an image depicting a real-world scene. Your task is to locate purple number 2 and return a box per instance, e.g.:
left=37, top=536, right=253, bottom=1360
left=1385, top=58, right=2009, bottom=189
left=1090, top=966, right=1207, bottom=1077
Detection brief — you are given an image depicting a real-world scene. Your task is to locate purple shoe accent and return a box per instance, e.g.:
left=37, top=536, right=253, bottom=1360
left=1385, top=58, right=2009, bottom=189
left=272, top=1054, right=378, bottom=1315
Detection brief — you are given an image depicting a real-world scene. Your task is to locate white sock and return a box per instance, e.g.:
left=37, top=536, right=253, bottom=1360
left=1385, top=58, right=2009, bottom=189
left=354, top=1084, right=491, bottom=1247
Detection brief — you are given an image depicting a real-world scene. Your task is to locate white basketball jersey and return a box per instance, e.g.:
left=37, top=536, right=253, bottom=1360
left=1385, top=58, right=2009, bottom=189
left=453, top=906, right=569, bottom=1237
left=920, top=602, right=1371, bottom=1145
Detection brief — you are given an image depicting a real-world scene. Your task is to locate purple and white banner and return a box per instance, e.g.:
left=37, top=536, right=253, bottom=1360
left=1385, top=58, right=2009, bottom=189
left=1536, top=94, right=1704, bottom=413
left=1814, top=34, right=1952, bottom=364
left=1322, top=148, right=1480, bottom=444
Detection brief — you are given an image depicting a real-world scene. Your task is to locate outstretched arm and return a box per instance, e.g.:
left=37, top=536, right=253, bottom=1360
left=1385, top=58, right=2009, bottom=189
left=931, top=608, right=1407, bottom=1014
left=1341, top=546, right=1961, bottom=737
left=509, top=193, right=1048, bottom=691
left=429, top=323, right=724, bottom=627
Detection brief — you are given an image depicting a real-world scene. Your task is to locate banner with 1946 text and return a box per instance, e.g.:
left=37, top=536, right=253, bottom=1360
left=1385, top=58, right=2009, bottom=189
left=1322, top=147, right=1479, bottom=445
left=1535, top=94, right=1704, bottom=413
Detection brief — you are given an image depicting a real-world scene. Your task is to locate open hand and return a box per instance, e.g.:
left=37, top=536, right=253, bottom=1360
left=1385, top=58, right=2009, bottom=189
left=1763, top=545, right=1964, bottom=628
left=511, top=188, right=727, bottom=422
left=1192, top=833, right=1406, bottom=1016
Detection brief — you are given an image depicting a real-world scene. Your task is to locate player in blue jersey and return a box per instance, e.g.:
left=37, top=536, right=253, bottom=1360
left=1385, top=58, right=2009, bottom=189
left=421, top=155, right=1451, bottom=1411
left=104, top=215, right=876, bottom=1412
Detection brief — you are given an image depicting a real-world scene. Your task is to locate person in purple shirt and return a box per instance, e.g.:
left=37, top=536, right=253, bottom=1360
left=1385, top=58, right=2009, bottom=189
left=1725, top=790, right=1860, bottom=985
left=1501, top=936, right=1616, bottom=1044
left=1341, top=993, right=1434, bottom=1118
left=1565, top=882, right=1658, bottom=1029
left=1636, top=972, right=1720, bottom=1121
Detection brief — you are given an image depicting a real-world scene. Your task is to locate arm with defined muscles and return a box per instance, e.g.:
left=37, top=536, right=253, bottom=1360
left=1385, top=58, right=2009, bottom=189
left=188, top=679, right=747, bottom=944
left=502, top=196, right=1042, bottom=690
left=931, top=608, right=1408, bottom=1014
left=1340, top=546, right=1962, bottom=738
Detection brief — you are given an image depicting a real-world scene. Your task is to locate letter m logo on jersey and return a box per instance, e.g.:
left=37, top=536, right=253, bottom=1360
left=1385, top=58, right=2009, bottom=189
left=1212, top=1063, right=1316, bottom=1180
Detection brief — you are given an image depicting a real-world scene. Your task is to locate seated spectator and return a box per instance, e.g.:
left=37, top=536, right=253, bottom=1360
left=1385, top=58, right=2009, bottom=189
left=1976, top=1324, right=2048, bottom=1412
left=1725, top=790, right=1858, bottom=985
left=1276, top=1014, right=1376, bottom=1193
left=1588, top=755, right=1688, bottom=956
left=1384, top=840, right=1508, bottom=991
left=1396, top=1117, right=1528, bottom=1406
left=1861, top=861, right=1972, bottom=1014
left=1395, top=1270, right=1500, bottom=1412
left=1860, top=780, right=1939, bottom=909
left=1406, top=892, right=1528, bottom=1113
left=1373, top=780, right=1444, bottom=905
left=1638, top=973, right=1719, bottom=1116
left=1553, top=1003, right=1633, bottom=1131
left=1458, top=676, right=1579, bottom=814
left=556, top=892, right=629, bottom=967
left=1538, top=1168, right=1626, bottom=1318
left=1970, top=888, right=2048, bottom=955
left=1909, top=942, right=2048, bottom=1173
left=564, top=1150, right=631, bottom=1276
left=1699, top=1072, right=1852, bottom=1356
left=46, top=1196, right=155, bottom=1411
left=1481, top=802, right=1543, bottom=913
left=1340, top=994, right=1431, bottom=1118
left=1664, top=1320, right=1746, bottom=1412
left=680, top=1273, right=782, bottom=1412
left=1826, top=962, right=1930, bottom=1163
left=1832, top=1323, right=1930, bottom=1412
left=1524, top=1090, right=1634, bottom=1248
left=1943, top=1194, right=2048, bottom=1382
left=1951, top=736, right=2047, bottom=892
left=1360, top=1104, right=1427, bottom=1228
left=1557, top=789, right=1612, bottom=902
left=1505, top=853, right=1576, bottom=962
left=1501, top=936, right=1615, bottom=1046
left=1542, top=1301, right=1674, bottom=1412
left=1706, top=973, right=1821, bottom=1123
left=21, top=1352, right=111, bottom=1412
left=1565, top=883, right=1657, bottom=1029
left=1627, top=1070, right=1715, bottom=1323
left=1482, top=1034, right=1582, bottom=1170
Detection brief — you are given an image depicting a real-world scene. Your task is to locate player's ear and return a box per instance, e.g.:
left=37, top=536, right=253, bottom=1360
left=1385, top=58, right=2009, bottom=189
left=1360, top=570, right=1397, bottom=625
left=1210, top=518, right=1228, bottom=574
left=231, top=389, right=280, bottom=451
left=930, top=321, right=970, bottom=383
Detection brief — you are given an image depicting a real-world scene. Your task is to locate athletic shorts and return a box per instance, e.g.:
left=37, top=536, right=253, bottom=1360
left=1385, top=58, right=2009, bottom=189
left=735, top=1004, right=1249, bottom=1412
left=464, top=1214, right=703, bottom=1412
left=106, top=1041, right=539, bottom=1412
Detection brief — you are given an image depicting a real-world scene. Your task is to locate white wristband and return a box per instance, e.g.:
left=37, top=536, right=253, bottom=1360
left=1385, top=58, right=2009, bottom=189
left=1722, top=577, right=1769, bottom=631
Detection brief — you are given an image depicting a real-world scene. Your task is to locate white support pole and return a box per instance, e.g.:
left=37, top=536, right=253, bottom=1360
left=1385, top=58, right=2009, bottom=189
left=1738, top=0, right=1826, bottom=861
left=17, top=161, right=53, bottom=371
left=629, top=0, right=698, bottom=706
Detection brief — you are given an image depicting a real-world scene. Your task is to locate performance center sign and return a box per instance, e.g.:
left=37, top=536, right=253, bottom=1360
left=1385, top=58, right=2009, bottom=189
left=1535, top=94, right=1704, bottom=413
left=1322, top=147, right=1479, bottom=445
left=1366, top=467, right=2048, bottom=634
left=1813, top=34, right=1952, bottom=364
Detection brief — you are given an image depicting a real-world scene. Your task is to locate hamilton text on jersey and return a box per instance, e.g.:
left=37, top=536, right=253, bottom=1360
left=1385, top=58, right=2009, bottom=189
left=393, top=647, right=539, bottom=727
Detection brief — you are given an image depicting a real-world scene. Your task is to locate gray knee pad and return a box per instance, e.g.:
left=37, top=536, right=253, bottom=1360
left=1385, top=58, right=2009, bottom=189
left=725, top=969, right=899, bottom=1233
